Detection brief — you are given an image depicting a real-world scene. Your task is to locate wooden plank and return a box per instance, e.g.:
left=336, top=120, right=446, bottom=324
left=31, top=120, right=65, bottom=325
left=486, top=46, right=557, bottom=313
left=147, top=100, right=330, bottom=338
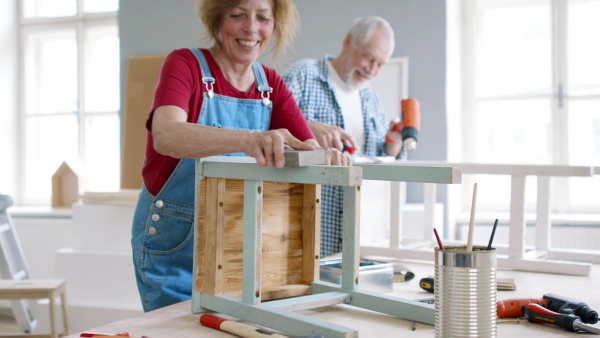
left=301, top=184, right=321, bottom=283
left=199, top=293, right=358, bottom=338
left=497, top=257, right=590, bottom=276
left=389, top=181, right=402, bottom=249
left=359, top=163, right=461, bottom=184
left=311, top=281, right=435, bottom=325
left=266, top=291, right=351, bottom=311
left=121, top=54, right=167, bottom=189
left=341, top=186, right=360, bottom=291
left=242, top=180, right=263, bottom=305
left=0, top=279, right=66, bottom=293
left=509, top=175, right=526, bottom=259
left=203, top=178, right=225, bottom=295
left=360, top=245, right=593, bottom=276
left=261, top=285, right=311, bottom=301
left=536, top=176, right=551, bottom=252
left=398, top=160, right=594, bottom=177
left=284, top=149, right=327, bottom=167
left=200, top=158, right=362, bottom=186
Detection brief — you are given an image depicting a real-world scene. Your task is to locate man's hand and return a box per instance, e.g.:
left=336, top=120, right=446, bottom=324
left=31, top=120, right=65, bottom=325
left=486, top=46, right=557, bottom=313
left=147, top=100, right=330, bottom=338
left=304, top=139, right=352, bottom=166
left=385, top=118, right=403, bottom=157
left=309, top=121, right=359, bottom=151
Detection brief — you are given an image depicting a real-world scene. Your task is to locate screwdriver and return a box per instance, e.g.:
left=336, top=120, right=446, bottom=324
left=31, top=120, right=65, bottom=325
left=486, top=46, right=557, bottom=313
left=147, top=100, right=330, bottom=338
left=523, top=304, right=600, bottom=334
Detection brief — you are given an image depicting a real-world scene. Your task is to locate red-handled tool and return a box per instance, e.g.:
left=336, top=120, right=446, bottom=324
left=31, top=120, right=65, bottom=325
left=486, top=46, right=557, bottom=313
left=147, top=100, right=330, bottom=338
left=342, top=141, right=355, bottom=155
left=200, top=314, right=289, bottom=337
left=523, top=303, right=600, bottom=334
left=497, top=298, right=547, bottom=318
left=80, top=332, right=130, bottom=337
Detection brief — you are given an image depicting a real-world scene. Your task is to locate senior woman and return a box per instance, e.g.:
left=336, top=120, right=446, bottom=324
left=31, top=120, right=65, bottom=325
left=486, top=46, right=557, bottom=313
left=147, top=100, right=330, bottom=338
left=131, top=0, right=350, bottom=312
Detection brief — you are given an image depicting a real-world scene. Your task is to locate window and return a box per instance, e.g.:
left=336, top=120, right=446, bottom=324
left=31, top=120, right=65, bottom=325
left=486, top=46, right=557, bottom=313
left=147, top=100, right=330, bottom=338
left=461, top=0, right=600, bottom=213
left=19, top=0, right=120, bottom=205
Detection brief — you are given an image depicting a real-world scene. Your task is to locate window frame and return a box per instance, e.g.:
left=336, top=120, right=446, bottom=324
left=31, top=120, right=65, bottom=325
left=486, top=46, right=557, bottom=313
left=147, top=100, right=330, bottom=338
left=459, top=0, right=600, bottom=214
left=17, top=0, right=119, bottom=206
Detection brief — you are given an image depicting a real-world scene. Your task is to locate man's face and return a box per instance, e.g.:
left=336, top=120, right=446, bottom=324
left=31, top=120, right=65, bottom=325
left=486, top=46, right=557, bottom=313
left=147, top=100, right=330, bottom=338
left=343, top=27, right=394, bottom=91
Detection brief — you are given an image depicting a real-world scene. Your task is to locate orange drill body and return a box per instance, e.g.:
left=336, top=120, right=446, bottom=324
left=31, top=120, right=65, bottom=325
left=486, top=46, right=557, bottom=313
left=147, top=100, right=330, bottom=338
left=386, top=98, right=421, bottom=153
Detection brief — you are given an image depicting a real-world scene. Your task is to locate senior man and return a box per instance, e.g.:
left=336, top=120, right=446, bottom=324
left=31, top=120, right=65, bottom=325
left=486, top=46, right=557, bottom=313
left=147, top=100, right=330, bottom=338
left=282, top=16, right=406, bottom=257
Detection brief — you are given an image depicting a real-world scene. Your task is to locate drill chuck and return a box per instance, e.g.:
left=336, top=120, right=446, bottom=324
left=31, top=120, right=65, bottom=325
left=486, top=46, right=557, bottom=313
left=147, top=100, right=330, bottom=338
left=403, top=137, right=417, bottom=153
left=544, top=293, right=599, bottom=324
left=401, top=126, right=419, bottom=153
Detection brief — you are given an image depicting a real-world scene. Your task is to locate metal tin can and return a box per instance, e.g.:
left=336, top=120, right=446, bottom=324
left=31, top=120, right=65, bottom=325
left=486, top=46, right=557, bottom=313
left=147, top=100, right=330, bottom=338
left=435, top=246, right=497, bottom=337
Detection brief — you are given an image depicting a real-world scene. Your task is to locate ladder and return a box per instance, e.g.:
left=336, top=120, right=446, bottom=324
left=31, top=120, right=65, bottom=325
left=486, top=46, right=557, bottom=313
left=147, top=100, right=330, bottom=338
left=0, top=194, right=37, bottom=333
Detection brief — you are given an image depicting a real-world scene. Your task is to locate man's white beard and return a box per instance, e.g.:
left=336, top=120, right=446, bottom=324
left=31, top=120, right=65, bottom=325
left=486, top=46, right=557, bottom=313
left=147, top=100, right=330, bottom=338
left=344, top=68, right=372, bottom=92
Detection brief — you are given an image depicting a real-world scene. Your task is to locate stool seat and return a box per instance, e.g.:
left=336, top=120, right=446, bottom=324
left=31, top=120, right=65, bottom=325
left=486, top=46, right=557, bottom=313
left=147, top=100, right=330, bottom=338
left=0, top=279, right=69, bottom=338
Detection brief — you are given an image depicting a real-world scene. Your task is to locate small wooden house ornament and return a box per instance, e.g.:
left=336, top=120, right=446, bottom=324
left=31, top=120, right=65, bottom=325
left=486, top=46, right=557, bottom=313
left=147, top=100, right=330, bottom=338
left=51, top=160, right=88, bottom=207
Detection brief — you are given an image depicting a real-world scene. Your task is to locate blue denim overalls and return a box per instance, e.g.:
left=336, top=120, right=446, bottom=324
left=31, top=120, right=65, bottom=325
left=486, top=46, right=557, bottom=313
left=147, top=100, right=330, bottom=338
left=131, top=48, right=273, bottom=312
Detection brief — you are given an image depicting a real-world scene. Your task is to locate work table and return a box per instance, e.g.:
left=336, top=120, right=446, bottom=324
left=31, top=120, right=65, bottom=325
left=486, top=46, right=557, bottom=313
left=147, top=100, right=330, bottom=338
left=65, top=260, right=600, bottom=337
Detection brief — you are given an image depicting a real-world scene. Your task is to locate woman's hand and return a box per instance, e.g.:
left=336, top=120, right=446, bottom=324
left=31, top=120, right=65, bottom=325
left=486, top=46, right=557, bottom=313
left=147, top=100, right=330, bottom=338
left=243, top=129, right=316, bottom=168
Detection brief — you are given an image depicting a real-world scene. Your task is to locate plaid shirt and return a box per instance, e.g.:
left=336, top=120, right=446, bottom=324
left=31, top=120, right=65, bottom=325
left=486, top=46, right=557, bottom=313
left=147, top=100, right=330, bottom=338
left=283, top=56, right=406, bottom=257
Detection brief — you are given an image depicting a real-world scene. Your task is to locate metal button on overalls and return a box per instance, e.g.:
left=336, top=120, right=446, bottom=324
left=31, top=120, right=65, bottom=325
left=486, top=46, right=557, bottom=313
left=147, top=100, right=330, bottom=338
left=151, top=214, right=160, bottom=222
left=148, top=227, right=157, bottom=235
left=156, top=200, right=164, bottom=208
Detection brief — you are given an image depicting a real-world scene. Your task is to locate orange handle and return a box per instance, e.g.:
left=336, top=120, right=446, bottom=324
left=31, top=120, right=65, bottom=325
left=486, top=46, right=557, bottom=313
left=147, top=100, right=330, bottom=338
left=387, top=98, right=420, bottom=144
left=497, top=298, right=547, bottom=318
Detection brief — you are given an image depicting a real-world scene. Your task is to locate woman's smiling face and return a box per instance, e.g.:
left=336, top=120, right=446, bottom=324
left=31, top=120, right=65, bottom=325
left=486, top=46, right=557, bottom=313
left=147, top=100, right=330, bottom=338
left=218, top=0, right=275, bottom=66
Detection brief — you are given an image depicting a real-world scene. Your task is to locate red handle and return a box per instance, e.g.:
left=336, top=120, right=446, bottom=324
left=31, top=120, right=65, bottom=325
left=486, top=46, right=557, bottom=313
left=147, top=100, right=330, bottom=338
left=497, top=298, right=546, bottom=318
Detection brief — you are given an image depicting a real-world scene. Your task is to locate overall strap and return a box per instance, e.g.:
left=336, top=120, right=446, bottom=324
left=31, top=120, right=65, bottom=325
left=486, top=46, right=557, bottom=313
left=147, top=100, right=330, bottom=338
left=252, top=61, right=272, bottom=106
left=188, top=48, right=215, bottom=98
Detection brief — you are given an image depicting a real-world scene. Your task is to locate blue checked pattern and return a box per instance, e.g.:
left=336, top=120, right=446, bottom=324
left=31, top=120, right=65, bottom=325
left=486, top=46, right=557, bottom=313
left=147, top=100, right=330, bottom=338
left=283, top=56, right=406, bottom=257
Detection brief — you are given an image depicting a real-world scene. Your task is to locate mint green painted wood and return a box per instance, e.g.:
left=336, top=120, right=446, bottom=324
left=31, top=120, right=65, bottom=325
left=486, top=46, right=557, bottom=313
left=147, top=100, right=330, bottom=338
left=200, top=293, right=358, bottom=338
left=191, top=160, right=205, bottom=313
left=243, top=180, right=262, bottom=305
left=200, top=157, right=362, bottom=186
left=191, top=158, right=460, bottom=334
left=341, top=186, right=360, bottom=291
left=358, top=163, right=461, bottom=184
left=265, top=291, right=352, bottom=311
left=311, top=281, right=435, bottom=325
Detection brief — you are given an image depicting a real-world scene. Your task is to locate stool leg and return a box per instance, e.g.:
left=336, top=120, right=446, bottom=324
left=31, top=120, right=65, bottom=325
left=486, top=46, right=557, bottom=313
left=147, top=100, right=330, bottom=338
left=49, top=292, right=57, bottom=338
left=60, top=291, right=70, bottom=336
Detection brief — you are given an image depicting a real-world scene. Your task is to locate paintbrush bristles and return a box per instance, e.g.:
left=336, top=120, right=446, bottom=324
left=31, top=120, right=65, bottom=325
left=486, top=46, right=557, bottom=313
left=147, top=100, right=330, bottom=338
left=466, top=183, right=478, bottom=251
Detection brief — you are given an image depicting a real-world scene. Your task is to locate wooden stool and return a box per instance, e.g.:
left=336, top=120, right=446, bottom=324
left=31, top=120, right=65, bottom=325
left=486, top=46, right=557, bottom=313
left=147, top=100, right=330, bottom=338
left=191, top=158, right=447, bottom=337
left=0, top=279, right=69, bottom=338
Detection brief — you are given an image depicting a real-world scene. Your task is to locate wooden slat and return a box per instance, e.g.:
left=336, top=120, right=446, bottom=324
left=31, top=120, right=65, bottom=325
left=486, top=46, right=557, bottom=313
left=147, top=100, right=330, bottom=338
left=301, top=184, right=321, bottom=284
left=202, top=177, right=225, bottom=295
left=201, top=159, right=362, bottom=186
left=242, top=180, right=263, bottom=305
left=341, top=186, right=360, bottom=291
left=261, top=285, right=311, bottom=301
left=359, top=163, right=461, bottom=184
left=396, top=160, right=593, bottom=177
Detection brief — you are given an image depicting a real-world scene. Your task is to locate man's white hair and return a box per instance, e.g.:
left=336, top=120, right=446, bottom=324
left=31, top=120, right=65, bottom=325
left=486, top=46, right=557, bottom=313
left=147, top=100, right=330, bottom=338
left=347, top=16, right=394, bottom=46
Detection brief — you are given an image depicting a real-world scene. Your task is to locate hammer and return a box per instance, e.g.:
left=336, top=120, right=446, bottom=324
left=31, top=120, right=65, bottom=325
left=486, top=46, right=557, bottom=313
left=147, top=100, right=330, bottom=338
left=199, top=314, right=323, bottom=338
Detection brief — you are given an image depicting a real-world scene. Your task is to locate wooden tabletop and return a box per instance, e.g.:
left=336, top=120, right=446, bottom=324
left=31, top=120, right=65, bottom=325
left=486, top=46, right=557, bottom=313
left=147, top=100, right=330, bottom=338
left=65, top=261, right=600, bottom=337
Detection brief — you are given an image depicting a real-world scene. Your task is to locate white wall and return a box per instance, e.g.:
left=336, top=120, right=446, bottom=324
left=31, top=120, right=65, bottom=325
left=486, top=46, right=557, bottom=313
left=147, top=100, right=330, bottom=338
left=0, top=0, right=18, bottom=197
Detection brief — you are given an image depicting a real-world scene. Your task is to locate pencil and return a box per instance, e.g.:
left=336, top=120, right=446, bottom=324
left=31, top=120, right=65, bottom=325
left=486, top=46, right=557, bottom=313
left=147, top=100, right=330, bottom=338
left=466, top=183, right=477, bottom=251
left=486, top=219, right=498, bottom=250
left=433, top=228, right=444, bottom=250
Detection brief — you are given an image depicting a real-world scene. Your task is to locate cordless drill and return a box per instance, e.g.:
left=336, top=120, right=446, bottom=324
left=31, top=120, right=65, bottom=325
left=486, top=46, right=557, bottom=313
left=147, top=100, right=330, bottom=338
left=497, top=293, right=599, bottom=324
left=385, top=98, right=421, bottom=153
